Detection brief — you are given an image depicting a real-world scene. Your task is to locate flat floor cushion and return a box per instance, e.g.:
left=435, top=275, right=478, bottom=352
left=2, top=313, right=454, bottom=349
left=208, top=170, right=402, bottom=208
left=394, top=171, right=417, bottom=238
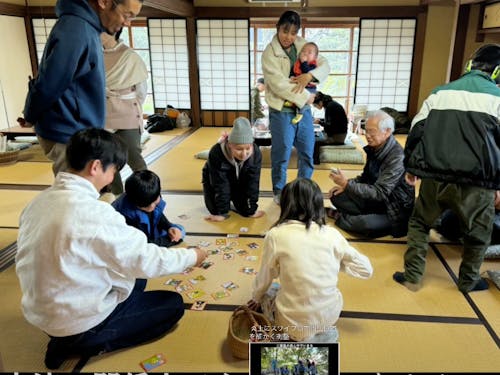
left=195, top=150, right=210, bottom=159
left=319, top=146, right=364, bottom=164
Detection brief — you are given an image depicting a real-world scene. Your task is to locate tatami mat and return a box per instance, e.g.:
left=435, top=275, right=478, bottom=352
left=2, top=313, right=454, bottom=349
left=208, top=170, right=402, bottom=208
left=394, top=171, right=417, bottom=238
left=150, top=127, right=362, bottom=193
left=337, top=318, right=500, bottom=372
left=0, top=129, right=190, bottom=187
left=0, top=190, right=40, bottom=228
left=0, top=266, right=81, bottom=372
left=435, top=243, right=500, bottom=337
left=2, top=127, right=499, bottom=373
left=0, top=162, right=53, bottom=186
left=0, top=229, right=17, bottom=249
left=147, top=235, right=264, bottom=306
left=82, top=310, right=248, bottom=373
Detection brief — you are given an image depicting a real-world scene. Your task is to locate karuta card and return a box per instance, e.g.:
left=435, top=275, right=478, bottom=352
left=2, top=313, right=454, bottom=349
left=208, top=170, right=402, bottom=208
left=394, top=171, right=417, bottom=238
left=221, top=281, right=239, bottom=290
left=164, top=278, right=182, bottom=287
left=182, top=267, right=194, bottom=275
left=208, top=248, right=220, bottom=255
left=200, top=261, right=214, bottom=269
left=176, top=283, right=193, bottom=293
left=198, top=240, right=211, bottom=247
left=139, top=353, right=166, bottom=372
left=187, top=289, right=206, bottom=299
left=177, top=214, right=190, bottom=220
left=240, top=226, right=249, bottom=233
left=236, top=249, right=248, bottom=256
left=212, top=290, right=230, bottom=300
left=239, top=267, right=257, bottom=275
left=227, top=233, right=239, bottom=238
left=189, top=275, right=207, bottom=285
left=191, top=300, right=207, bottom=311
left=215, top=238, right=227, bottom=246
left=247, top=242, right=259, bottom=249
left=222, top=253, right=235, bottom=260
left=245, top=255, right=258, bottom=262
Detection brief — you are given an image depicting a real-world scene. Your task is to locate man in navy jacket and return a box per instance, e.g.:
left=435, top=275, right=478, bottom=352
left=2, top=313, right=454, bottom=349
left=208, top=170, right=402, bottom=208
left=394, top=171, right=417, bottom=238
left=20, top=0, right=143, bottom=175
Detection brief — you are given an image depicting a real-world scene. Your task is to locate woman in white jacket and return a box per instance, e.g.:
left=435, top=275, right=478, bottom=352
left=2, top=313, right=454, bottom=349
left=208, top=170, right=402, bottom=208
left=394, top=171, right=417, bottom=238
left=262, top=10, right=330, bottom=204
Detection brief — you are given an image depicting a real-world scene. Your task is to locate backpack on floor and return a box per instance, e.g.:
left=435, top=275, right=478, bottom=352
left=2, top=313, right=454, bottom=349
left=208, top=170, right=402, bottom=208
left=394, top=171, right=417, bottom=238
left=145, top=114, right=176, bottom=133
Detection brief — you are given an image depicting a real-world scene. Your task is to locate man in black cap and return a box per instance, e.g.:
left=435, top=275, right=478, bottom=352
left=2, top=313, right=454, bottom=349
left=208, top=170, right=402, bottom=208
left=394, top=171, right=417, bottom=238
left=394, top=44, right=500, bottom=293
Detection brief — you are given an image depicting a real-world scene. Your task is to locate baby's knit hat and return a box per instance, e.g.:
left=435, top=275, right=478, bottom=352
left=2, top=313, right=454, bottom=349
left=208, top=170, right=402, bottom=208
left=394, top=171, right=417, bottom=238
left=228, top=117, right=254, bottom=144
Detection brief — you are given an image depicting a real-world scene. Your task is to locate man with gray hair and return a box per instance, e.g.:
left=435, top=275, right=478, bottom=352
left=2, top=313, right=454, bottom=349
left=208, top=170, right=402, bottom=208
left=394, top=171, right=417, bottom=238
left=327, top=110, right=415, bottom=238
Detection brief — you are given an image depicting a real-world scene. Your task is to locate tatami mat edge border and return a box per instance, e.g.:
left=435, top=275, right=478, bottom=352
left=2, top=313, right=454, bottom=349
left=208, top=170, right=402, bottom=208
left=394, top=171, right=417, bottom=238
left=431, top=243, right=500, bottom=348
left=0, top=242, right=16, bottom=272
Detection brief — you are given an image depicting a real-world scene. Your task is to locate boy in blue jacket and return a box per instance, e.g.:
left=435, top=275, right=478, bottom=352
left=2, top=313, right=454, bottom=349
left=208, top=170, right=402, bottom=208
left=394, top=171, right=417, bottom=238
left=113, top=170, right=185, bottom=247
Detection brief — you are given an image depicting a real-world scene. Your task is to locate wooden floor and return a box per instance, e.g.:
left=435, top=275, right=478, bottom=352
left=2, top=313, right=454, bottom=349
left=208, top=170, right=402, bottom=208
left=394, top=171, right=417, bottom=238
left=0, top=127, right=498, bottom=373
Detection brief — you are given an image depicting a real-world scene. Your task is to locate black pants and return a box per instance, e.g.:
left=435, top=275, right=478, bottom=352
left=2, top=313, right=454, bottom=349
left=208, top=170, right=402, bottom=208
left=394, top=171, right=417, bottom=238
left=46, top=279, right=184, bottom=358
left=203, top=180, right=254, bottom=217
left=331, top=192, right=394, bottom=238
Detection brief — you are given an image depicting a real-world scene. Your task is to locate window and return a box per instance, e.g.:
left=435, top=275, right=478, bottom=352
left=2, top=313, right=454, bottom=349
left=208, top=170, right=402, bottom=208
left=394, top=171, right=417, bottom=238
left=148, top=19, right=191, bottom=110
left=31, top=18, right=56, bottom=63
left=250, top=22, right=359, bottom=113
left=356, top=19, right=416, bottom=112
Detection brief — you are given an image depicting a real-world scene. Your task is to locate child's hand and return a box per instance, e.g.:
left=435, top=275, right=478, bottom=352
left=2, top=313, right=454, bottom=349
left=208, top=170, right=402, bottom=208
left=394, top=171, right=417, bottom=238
left=249, top=210, right=265, bottom=218
left=247, top=299, right=261, bottom=312
left=204, top=214, right=227, bottom=222
left=168, top=227, right=182, bottom=242
left=193, top=248, right=208, bottom=267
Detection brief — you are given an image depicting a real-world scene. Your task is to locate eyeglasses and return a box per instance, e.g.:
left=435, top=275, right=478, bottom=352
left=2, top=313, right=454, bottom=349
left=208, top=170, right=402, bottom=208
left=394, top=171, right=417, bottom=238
left=112, top=0, right=137, bottom=22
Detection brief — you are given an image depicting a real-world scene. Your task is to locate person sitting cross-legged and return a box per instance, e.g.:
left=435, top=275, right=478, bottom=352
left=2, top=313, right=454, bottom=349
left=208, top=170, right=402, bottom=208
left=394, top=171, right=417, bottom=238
left=328, top=110, right=415, bottom=238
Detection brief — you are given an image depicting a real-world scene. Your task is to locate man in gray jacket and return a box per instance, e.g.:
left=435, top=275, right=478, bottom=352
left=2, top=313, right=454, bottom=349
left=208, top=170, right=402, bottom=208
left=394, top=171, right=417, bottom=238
left=328, top=110, right=415, bottom=238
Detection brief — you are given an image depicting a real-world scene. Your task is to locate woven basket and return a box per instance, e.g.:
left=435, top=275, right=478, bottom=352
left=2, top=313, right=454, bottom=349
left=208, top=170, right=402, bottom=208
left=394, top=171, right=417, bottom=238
left=227, top=305, right=271, bottom=359
left=0, top=149, right=20, bottom=165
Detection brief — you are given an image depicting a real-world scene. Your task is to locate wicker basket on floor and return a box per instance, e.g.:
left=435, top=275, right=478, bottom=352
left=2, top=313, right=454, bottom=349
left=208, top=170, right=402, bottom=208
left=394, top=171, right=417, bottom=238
left=0, top=149, right=20, bottom=165
left=227, top=305, right=271, bottom=359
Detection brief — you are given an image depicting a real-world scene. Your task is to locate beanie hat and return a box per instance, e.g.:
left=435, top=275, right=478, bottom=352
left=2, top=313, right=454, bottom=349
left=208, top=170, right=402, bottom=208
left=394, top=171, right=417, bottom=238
left=228, top=117, right=254, bottom=144
left=257, top=77, right=265, bottom=85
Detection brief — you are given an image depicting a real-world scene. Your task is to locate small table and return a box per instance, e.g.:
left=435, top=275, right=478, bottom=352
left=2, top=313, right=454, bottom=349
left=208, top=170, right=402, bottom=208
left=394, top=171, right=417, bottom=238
left=0, top=126, right=36, bottom=140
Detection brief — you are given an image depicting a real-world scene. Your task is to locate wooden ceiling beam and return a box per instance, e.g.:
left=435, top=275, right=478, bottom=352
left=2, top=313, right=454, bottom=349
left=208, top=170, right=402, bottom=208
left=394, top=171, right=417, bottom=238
left=195, top=6, right=423, bottom=19
left=143, top=0, right=194, bottom=17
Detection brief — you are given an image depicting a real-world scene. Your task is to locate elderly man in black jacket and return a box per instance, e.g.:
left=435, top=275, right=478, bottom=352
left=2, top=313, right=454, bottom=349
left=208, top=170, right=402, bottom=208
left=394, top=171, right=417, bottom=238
left=328, top=110, right=415, bottom=238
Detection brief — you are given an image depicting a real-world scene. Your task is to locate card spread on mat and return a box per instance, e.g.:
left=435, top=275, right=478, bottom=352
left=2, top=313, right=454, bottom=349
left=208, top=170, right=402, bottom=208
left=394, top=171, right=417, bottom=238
left=140, top=353, right=166, bottom=372
left=187, top=289, right=206, bottom=299
left=191, top=300, right=207, bottom=311
left=212, top=290, right=230, bottom=300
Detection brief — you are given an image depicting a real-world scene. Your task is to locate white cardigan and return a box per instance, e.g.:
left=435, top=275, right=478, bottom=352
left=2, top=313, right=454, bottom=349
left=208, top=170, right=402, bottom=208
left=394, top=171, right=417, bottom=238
left=252, top=221, right=373, bottom=341
left=15, top=172, right=197, bottom=337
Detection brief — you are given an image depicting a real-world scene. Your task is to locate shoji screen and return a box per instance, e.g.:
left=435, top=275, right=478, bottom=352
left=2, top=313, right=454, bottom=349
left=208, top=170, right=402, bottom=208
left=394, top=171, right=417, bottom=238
left=355, top=19, right=416, bottom=112
left=197, top=19, right=249, bottom=110
left=148, top=19, right=191, bottom=109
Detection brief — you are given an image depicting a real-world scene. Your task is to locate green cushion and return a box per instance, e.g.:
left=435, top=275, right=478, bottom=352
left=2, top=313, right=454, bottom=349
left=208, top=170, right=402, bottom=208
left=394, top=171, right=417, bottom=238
left=195, top=150, right=210, bottom=159
left=319, top=147, right=364, bottom=164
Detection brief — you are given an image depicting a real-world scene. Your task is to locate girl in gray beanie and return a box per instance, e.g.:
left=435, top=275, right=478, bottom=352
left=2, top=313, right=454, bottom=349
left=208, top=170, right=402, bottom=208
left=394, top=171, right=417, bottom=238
left=202, top=117, right=265, bottom=221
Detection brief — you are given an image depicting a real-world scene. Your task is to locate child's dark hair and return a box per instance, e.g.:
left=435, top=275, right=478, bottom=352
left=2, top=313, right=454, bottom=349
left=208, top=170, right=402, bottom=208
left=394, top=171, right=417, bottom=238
left=313, top=91, right=332, bottom=106
left=66, top=128, right=127, bottom=172
left=276, top=10, right=301, bottom=32
left=471, top=44, right=500, bottom=75
left=125, top=170, right=161, bottom=207
left=274, top=178, right=325, bottom=229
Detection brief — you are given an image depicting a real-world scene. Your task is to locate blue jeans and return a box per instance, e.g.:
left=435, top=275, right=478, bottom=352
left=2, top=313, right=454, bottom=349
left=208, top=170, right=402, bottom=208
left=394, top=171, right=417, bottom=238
left=46, top=279, right=184, bottom=357
left=269, top=107, right=315, bottom=195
